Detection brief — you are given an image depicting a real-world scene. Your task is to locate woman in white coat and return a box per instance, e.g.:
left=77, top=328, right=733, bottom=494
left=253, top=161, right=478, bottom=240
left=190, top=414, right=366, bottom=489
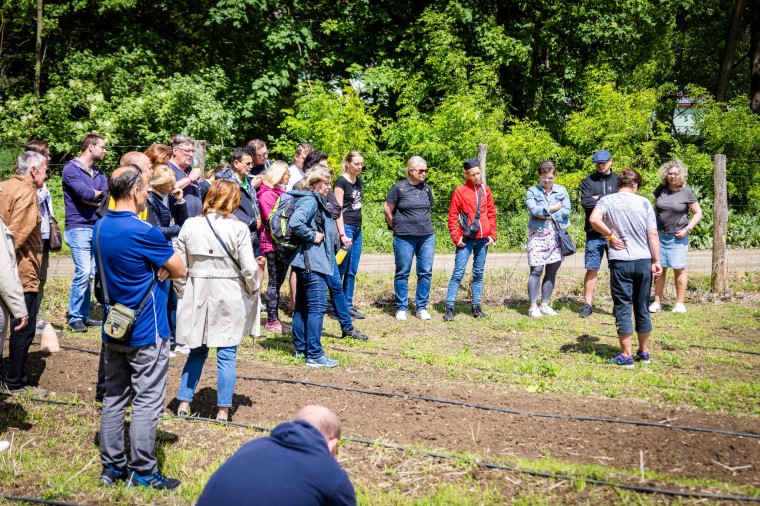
left=175, top=180, right=260, bottom=421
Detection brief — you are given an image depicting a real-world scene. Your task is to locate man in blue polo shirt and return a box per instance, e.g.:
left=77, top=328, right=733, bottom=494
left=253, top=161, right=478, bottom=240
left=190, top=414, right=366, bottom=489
left=94, top=164, right=186, bottom=490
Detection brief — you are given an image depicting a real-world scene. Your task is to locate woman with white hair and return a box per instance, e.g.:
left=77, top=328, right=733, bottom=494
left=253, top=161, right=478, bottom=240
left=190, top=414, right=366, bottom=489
left=649, top=159, right=702, bottom=314
left=383, top=156, right=435, bottom=321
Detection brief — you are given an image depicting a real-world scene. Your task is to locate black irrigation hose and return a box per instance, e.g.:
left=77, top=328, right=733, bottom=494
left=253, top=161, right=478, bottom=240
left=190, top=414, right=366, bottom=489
left=236, top=375, right=760, bottom=439
left=690, top=344, right=760, bottom=356
left=0, top=495, right=82, bottom=506
left=46, top=343, right=760, bottom=439
left=3, top=394, right=759, bottom=503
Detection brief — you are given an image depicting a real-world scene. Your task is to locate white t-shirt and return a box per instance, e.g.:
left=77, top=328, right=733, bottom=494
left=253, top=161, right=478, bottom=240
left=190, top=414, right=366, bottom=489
left=596, top=192, right=657, bottom=262
left=287, top=164, right=304, bottom=191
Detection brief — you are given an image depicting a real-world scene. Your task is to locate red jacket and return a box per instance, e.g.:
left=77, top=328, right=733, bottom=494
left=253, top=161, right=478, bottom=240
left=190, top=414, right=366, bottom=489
left=447, top=181, right=497, bottom=245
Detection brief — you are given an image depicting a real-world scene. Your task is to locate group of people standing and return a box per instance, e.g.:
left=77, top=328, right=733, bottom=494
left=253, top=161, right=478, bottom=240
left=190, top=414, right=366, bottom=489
left=0, top=135, right=703, bottom=492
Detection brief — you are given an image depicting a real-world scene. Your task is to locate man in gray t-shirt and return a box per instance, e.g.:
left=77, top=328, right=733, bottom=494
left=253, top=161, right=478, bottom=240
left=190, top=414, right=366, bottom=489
left=589, top=169, right=662, bottom=369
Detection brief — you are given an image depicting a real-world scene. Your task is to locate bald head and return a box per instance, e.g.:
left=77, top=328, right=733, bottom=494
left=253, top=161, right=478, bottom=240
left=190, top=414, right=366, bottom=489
left=294, top=405, right=342, bottom=454
left=120, top=151, right=152, bottom=173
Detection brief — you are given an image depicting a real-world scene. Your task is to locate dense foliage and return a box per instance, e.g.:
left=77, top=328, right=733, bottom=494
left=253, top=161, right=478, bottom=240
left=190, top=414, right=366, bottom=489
left=1, top=0, right=758, bottom=249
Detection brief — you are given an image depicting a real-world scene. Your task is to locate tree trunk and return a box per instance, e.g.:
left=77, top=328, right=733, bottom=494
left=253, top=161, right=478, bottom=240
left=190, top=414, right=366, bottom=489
left=34, top=0, right=43, bottom=105
left=751, top=0, right=760, bottom=112
left=717, top=0, right=746, bottom=101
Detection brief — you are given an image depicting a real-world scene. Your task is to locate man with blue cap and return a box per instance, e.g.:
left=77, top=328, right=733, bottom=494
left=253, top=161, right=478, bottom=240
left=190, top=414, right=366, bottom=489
left=579, top=149, right=618, bottom=318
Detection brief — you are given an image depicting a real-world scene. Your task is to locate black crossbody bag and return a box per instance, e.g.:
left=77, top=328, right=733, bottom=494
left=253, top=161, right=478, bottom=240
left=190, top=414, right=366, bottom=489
left=459, top=185, right=483, bottom=239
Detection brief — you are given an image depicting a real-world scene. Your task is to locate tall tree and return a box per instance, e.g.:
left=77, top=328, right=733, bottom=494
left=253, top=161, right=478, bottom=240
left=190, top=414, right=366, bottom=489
left=716, top=0, right=747, bottom=101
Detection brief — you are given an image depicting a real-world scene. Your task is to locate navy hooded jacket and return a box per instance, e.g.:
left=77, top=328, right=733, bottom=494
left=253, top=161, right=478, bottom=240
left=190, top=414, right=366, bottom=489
left=196, top=420, right=356, bottom=506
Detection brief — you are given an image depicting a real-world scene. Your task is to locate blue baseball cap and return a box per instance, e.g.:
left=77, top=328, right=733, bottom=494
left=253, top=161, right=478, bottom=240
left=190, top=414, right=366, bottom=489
left=592, top=149, right=611, bottom=163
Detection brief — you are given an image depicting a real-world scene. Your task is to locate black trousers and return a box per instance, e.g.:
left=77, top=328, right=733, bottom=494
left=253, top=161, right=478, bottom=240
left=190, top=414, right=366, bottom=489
left=4, top=292, right=39, bottom=389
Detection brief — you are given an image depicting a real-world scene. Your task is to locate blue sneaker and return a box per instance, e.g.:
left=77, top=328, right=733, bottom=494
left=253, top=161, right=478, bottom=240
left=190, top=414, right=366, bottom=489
left=635, top=349, right=651, bottom=364
left=608, top=353, right=634, bottom=368
left=126, top=470, right=181, bottom=490
left=306, top=355, right=339, bottom=368
left=98, top=464, right=127, bottom=487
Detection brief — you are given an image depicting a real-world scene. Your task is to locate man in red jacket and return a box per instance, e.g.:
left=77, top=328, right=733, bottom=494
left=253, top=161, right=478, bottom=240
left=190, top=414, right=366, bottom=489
left=443, top=158, right=497, bottom=321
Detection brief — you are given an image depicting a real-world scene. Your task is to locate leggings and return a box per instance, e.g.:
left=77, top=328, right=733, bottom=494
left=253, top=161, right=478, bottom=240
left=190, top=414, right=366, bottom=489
left=265, top=251, right=288, bottom=323
left=528, top=261, right=562, bottom=305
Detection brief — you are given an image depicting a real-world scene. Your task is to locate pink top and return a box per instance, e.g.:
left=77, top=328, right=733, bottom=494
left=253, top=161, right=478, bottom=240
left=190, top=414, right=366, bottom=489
left=257, top=184, right=286, bottom=254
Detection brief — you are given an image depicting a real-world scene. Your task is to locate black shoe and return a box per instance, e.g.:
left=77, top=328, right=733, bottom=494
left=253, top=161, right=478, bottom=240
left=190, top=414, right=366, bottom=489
left=126, top=470, right=181, bottom=490
left=347, top=308, right=366, bottom=319
left=471, top=305, right=488, bottom=318
left=341, top=327, right=369, bottom=341
left=327, top=310, right=338, bottom=320
left=86, top=318, right=103, bottom=327
left=99, top=465, right=127, bottom=487
left=579, top=304, right=593, bottom=318
left=67, top=319, right=87, bottom=332
left=443, top=307, right=455, bottom=321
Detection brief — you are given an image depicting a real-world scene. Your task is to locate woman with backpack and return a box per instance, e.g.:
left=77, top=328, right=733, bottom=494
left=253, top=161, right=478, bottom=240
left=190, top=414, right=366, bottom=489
left=288, top=165, right=340, bottom=368
left=257, top=161, right=291, bottom=334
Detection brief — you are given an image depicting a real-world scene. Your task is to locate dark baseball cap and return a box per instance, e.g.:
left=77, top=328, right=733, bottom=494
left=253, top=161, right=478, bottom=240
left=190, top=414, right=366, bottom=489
left=592, top=149, right=611, bottom=163
left=463, top=158, right=479, bottom=169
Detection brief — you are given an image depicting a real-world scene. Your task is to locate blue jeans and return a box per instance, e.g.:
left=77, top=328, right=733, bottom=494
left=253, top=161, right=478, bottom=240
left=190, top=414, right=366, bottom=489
left=292, top=268, right=328, bottom=360
left=609, top=259, right=653, bottom=335
left=176, top=345, right=237, bottom=407
left=445, top=238, right=489, bottom=307
left=328, top=260, right=353, bottom=333
left=338, top=224, right=363, bottom=310
left=393, top=234, right=435, bottom=311
left=65, top=227, right=95, bottom=323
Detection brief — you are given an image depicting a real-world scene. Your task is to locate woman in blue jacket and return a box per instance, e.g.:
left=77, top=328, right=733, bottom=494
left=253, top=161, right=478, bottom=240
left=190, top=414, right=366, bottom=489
left=288, top=165, right=340, bottom=368
left=525, top=161, right=571, bottom=318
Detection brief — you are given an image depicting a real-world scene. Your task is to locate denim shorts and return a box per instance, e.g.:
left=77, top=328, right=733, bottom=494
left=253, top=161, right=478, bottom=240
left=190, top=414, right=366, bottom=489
left=584, top=237, right=609, bottom=270
left=659, top=231, right=689, bottom=269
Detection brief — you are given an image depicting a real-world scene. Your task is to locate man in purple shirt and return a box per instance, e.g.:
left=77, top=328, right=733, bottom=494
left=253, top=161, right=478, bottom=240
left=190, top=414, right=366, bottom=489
left=62, top=133, right=109, bottom=333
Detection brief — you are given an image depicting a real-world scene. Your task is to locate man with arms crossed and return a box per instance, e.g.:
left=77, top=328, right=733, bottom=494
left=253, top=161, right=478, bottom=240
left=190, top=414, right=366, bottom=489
left=95, top=165, right=186, bottom=490
left=62, top=133, right=108, bottom=332
left=579, top=149, right=618, bottom=318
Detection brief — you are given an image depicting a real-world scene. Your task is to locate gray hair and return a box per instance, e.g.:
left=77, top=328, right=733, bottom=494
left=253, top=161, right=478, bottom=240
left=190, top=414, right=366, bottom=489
left=658, top=159, right=688, bottom=186
left=16, top=151, right=46, bottom=176
left=406, top=156, right=427, bottom=174
left=169, top=134, right=195, bottom=148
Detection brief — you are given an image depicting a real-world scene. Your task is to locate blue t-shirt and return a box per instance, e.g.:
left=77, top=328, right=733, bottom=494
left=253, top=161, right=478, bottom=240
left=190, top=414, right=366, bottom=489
left=94, top=211, right=176, bottom=346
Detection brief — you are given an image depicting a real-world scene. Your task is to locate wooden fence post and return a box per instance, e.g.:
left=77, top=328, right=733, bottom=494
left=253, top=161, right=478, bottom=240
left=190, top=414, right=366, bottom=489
left=711, top=154, right=728, bottom=293
left=477, top=143, right=487, bottom=185
left=193, top=140, right=207, bottom=171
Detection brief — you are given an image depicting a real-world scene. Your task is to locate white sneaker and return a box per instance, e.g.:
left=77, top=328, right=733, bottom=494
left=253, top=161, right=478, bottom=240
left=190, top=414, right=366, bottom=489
left=529, top=306, right=542, bottom=318
left=539, top=304, right=557, bottom=316
left=395, top=310, right=407, bottom=321
left=648, top=302, right=662, bottom=313
left=416, top=309, right=431, bottom=320
left=175, top=344, right=191, bottom=355
left=169, top=350, right=177, bottom=358
left=672, top=303, right=687, bottom=314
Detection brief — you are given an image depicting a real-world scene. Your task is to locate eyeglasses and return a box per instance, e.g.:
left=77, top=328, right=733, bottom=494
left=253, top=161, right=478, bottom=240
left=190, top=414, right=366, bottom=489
left=540, top=177, right=554, bottom=182
left=94, top=144, right=106, bottom=150
left=177, top=147, right=195, bottom=155
left=667, top=172, right=679, bottom=176
left=255, top=151, right=268, bottom=158
left=416, top=169, right=428, bottom=174
left=128, top=169, right=142, bottom=191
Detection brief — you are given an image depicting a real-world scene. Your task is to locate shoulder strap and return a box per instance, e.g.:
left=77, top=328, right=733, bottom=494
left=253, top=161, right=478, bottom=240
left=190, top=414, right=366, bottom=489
left=205, top=215, right=243, bottom=272
left=473, top=185, right=483, bottom=220
left=96, top=219, right=157, bottom=313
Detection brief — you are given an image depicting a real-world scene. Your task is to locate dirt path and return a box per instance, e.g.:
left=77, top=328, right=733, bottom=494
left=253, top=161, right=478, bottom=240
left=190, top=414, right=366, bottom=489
left=47, top=249, right=760, bottom=278
left=26, top=336, right=760, bottom=489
